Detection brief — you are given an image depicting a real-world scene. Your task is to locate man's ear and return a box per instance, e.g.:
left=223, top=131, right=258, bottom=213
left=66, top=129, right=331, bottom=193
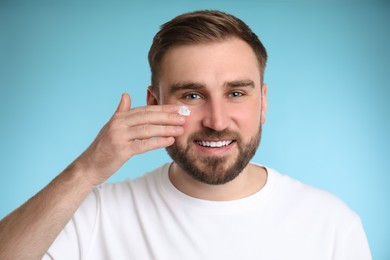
left=261, top=83, right=268, bottom=125
left=147, top=86, right=159, bottom=105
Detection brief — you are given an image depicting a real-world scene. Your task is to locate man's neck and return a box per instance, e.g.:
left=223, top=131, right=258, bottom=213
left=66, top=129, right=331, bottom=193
left=168, top=163, right=267, bottom=201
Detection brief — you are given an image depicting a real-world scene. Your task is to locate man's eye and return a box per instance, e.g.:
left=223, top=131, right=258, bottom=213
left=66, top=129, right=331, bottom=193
left=184, top=93, right=201, bottom=100
left=229, top=91, right=243, bottom=98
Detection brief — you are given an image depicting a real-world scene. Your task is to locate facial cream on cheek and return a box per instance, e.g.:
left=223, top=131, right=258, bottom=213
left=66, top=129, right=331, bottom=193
left=178, top=105, right=191, bottom=116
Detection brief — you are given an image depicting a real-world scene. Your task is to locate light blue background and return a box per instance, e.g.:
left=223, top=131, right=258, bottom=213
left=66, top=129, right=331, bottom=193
left=1, top=1, right=389, bottom=259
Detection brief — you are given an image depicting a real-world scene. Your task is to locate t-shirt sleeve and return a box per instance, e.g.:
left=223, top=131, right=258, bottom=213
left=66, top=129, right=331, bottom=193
left=334, top=216, right=372, bottom=260
left=42, top=189, right=100, bottom=260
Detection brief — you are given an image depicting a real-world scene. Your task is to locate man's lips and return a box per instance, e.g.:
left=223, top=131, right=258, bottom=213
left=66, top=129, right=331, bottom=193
left=195, top=140, right=234, bottom=148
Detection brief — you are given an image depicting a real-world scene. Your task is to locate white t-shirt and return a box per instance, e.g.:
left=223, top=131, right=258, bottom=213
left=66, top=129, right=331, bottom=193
left=44, top=163, right=372, bottom=260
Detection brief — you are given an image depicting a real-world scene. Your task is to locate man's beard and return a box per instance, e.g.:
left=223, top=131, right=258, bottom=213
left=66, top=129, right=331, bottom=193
left=166, top=125, right=262, bottom=185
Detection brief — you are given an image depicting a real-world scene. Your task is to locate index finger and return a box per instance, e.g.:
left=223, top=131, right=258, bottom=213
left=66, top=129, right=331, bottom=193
left=131, top=104, right=181, bottom=114
left=120, top=104, right=186, bottom=127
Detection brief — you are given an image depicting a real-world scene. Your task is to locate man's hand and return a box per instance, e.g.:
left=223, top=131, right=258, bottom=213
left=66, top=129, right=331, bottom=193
left=0, top=93, right=185, bottom=259
left=74, top=93, right=185, bottom=186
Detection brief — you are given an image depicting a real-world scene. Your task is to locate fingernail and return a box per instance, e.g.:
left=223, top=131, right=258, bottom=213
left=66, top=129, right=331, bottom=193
left=175, top=126, right=184, bottom=132
left=177, top=115, right=185, bottom=122
left=169, top=105, right=180, bottom=112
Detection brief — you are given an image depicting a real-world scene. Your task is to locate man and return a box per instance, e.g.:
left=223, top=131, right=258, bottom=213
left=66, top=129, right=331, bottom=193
left=0, top=10, right=371, bottom=259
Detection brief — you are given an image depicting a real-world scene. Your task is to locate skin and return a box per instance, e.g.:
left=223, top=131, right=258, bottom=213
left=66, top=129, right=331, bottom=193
left=0, top=98, right=186, bottom=259
left=148, top=37, right=268, bottom=200
left=0, top=37, right=267, bottom=259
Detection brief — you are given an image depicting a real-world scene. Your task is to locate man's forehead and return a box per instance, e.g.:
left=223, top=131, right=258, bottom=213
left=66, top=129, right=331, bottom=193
left=162, top=40, right=258, bottom=70
left=163, top=37, right=253, bottom=57
left=155, top=38, right=262, bottom=95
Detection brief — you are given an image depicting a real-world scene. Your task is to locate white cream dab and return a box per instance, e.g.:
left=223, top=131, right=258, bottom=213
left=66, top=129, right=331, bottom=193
left=178, top=106, right=191, bottom=116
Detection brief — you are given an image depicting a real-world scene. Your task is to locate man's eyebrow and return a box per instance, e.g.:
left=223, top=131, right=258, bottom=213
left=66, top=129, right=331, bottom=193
left=225, top=80, right=255, bottom=88
left=168, top=80, right=255, bottom=94
left=168, top=82, right=205, bottom=94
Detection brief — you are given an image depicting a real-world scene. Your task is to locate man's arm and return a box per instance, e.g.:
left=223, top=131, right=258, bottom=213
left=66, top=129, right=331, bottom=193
left=0, top=162, right=95, bottom=260
left=0, top=93, right=185, bottom=259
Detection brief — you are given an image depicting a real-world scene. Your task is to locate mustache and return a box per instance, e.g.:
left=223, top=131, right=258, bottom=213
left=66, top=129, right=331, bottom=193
left=189, top=129, right=241, bottom=141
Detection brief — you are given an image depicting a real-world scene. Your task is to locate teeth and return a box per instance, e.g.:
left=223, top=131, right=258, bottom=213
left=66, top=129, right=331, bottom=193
left=196, top=140, right=233, bottom=148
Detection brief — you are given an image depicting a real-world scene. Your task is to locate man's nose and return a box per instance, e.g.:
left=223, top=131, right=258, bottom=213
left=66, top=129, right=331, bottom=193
left=201, top=98, right=229, bottom=131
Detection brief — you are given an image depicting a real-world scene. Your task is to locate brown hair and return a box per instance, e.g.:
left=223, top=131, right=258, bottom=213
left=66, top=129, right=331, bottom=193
left=148, top=10, right=268, bottom=93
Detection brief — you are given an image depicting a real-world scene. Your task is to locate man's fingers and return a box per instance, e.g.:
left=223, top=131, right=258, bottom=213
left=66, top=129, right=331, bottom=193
left=116, top=93, right=131, bottom=113
left=123, top=110, right=186, bottom=127
left=129, top=137, right=175, bottom=155
left=131, top=104, right=181, bottom=114
left=114, top=96, right=185, bottom=127
left=126, top=125, right=184, bottom=140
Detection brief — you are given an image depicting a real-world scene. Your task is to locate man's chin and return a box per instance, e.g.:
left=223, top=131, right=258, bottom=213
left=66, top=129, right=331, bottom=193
left=177, top=158, right=244, bottom=185
left=166, top=128, right=261, bottom=185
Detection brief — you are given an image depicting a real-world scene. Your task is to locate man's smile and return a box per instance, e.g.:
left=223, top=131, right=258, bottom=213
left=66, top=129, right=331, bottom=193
left=195, top=140, right=234, bottom=148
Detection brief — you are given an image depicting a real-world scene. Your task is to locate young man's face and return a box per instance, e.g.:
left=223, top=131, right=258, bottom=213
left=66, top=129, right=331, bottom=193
left=148, top=37, right=267, bottom=185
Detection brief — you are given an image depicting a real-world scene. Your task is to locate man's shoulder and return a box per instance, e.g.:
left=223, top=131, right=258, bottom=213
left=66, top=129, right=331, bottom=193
left=261, top=164, right=360, bottom=221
